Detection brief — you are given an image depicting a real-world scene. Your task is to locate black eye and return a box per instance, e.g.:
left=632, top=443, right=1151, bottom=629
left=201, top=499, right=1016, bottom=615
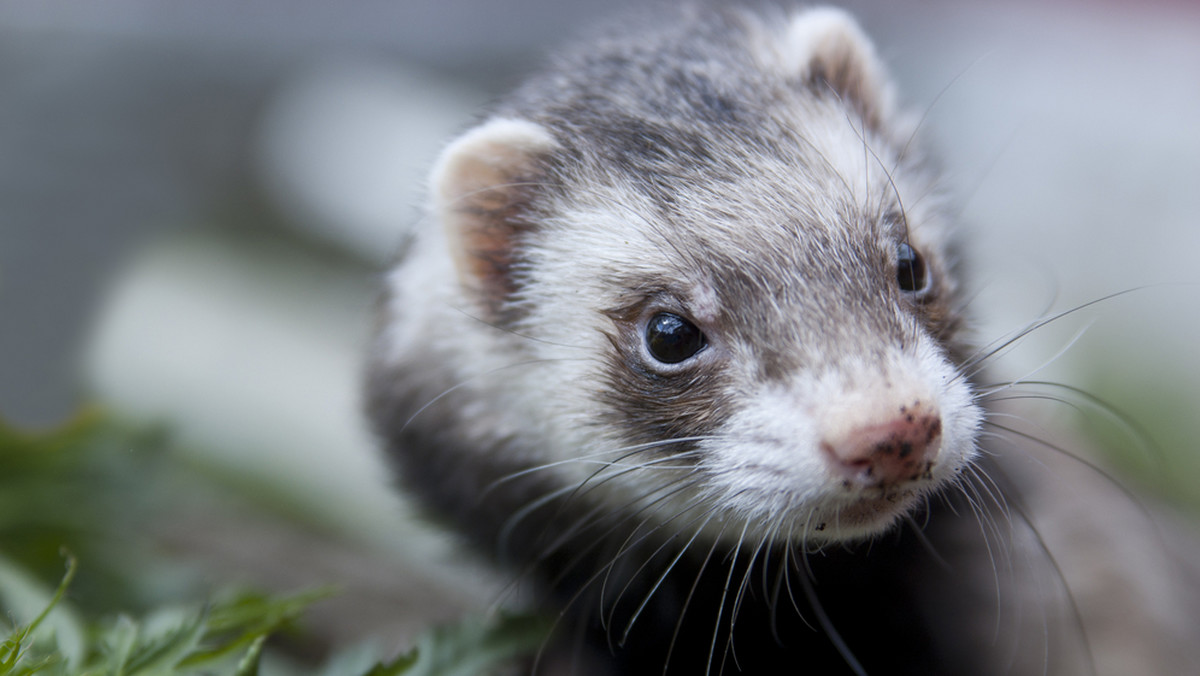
left=896, top=242, right=929, bottom=294
left=645, top=313, right=706, bottom=364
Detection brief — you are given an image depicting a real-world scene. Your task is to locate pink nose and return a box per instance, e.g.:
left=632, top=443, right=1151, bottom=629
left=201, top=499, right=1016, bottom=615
left=821, top=407, right=942, bottom=488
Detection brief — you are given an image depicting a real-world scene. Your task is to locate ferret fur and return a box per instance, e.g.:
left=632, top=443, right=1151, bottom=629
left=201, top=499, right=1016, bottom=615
left=366, top=5, right=1200, bottom=674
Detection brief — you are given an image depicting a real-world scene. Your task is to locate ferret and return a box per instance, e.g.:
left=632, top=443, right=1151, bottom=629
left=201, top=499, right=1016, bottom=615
left=366, top=5, right=1200, bottom=675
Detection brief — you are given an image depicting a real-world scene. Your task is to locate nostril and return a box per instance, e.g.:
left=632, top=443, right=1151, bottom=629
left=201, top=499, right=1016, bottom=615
left=822, top=410, right=942, bottom=487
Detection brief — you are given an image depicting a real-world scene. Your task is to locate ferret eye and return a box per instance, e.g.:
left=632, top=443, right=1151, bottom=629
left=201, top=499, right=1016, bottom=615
left=896, top=242, right=929, bottom=294
left=645, top=313, right=706, bottom=364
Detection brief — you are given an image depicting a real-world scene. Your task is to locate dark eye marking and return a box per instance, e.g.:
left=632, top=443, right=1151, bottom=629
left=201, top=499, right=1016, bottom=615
left=896, top=242, right=930, bottom=296
left=644, top=312, right=707, bottom=364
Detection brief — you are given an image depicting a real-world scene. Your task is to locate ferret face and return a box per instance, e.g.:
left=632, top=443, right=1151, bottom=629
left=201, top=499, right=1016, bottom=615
left=515, top=107, right=980, bottom=544
left=378, top=7, right=982, bottom=547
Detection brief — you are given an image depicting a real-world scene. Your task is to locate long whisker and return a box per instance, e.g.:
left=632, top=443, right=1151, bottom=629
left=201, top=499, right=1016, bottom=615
left=598, top=476, right=717, bottom=632
left=992, top=467, right=1099, bottom=676
left=957, top=288, right=1147, bottom=382
left=721, top=527, right=772, bottom=675
left=395, top=354, right=582, bottom=437
left=663, top=520, right=729, bottom=675
left=617, top=512, right=717, bottom=647
left=543, top=469, right=707, bottom=590
left=706, top=518, right=750, bottom=676
left=984, top=421, right=1150, bottom=514
left=509, top=445, right=707, bottom=558
left=489, top=453, right=708, bottom=614
left=797, top=552, right=868, bottom=676
left=482, top=437, right=709, bottom=496
left=980, top=380, right=1163, bottom=471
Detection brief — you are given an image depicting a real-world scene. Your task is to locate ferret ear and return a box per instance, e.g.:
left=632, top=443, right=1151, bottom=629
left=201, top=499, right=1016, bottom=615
left=780, top=7, right=895, bottom=130
left=430, top=117, right=559, bottom=316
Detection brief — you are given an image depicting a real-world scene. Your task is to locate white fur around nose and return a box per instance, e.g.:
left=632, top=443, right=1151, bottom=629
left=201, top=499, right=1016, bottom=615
left=701, top=342, right=981, bottom=539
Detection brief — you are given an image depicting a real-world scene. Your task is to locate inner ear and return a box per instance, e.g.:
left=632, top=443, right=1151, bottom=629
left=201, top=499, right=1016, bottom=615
left=779, top=7, right=895, bottom=130
left=430, top=117, right=559, bottom=318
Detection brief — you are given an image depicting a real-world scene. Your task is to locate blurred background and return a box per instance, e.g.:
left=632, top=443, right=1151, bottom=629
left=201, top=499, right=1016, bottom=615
left=1, top=0, right=1199, bottom=664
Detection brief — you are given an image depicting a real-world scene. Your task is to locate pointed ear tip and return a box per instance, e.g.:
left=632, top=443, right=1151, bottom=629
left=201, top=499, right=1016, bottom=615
left=783, top=6, right=881, bottom=73
left=428, top=117, right=556, bottom=314
left=781, top=6, right=895, bottom=122
left=444, top=117, right=558, bottom=155
left=428, top=117, right=558, bottom=218
left=786, top=6, right=871, bottom=44
left=431, top=117, right=557, bottom=189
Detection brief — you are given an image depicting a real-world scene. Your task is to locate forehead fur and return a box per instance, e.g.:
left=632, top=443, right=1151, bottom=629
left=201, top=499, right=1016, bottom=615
left=491, top=8, right=948, bottom=367
left=499, top=6, right=940, bottom=242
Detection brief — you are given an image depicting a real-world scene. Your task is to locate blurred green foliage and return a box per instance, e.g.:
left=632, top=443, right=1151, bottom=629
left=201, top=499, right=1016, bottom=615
left=0, top=411, right=167, bottom=612
left=0, top=413, right=549, bottom=675
left=1082, top=371, right=1200, bottom=513
left=0, top=558, right=329, bottom=676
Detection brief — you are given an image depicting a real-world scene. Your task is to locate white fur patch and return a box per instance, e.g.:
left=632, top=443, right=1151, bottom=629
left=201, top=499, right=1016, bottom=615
left=703, top=341, right=981, bottom=542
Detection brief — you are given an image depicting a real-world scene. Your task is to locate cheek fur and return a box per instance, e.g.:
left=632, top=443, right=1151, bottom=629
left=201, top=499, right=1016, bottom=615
left=595, top=324, right=733, bottom=454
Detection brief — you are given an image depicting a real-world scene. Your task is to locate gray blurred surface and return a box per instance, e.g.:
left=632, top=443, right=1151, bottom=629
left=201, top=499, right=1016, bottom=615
left=0, top=0, right=647, bottom=425
left=0, top=32, right=275, bottom=423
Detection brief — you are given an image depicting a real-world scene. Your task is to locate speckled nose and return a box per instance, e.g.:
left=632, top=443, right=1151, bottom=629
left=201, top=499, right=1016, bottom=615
left=821, top=406, right=942, bottom=488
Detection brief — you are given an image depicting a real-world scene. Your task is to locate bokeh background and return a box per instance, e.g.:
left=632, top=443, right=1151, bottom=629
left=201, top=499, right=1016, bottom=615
left=2, top=0, right=1199, bottom=660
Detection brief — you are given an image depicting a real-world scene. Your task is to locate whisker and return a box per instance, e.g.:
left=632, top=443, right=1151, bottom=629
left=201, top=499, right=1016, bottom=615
left=399, top=357, right=566, bottom=433
left=982, top=322, right=1096, bottom=394
left=797, top=550, right=868, bottom=676
left=956, top=465, right=1008, bottom=639
left=706, top=518, right=751, bottom=676
left=766, top=519, right=813, bottom=644
left=482, top=437, right=708, bottom=497
left=994, top=468, right=1099, bottom=676
left=957, top=288, right=1148, bottom=383
left=781, top=532, right=818, bottom=631
left=511, top=480, right=711, bottom=666
left=597, top=477, right=717, bottom=632
left=895, top=53, right=989, bottom=169
left=618, top=512, right=718, bottom=647
left=721, top=527, right=772, bottom=675
left=512, top=445, right=708, bottom=559
left=489, top=456, right=708, bottom=614
left=664, top=521, right=729, bottom=676
left=902, top=512, right=952, bottom=571
left=980, top=379, right=1163, bottom=471
left=539, top=460, right=705, bottom=556
left=984, top=420, right=1157, bottom=526
left=545, top=470, right=707, bottom=591
left=836, top=100, right=912, bottom=246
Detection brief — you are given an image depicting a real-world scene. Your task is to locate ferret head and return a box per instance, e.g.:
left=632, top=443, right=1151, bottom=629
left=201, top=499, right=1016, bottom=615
left=378, top=7, right=981, bottom=547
